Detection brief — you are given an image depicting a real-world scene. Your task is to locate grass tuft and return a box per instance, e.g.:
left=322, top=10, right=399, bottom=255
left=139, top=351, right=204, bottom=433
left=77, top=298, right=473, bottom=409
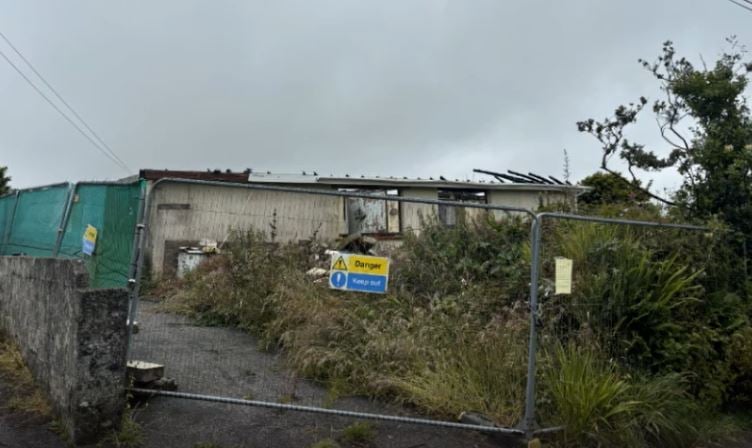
left=97, top=407, right=144, bottom=448
left=310, top=438, right=341, bottom=448
left=0, top=335, right=52, bottom=417
left=339, top=421, right=375, bottom=446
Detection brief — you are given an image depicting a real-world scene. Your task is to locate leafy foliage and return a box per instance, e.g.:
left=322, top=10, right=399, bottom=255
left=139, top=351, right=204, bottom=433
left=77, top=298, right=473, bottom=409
left=0, top=165, right=10, bottom=196
left=544, top=218, right=752, bottom=406
left=577, top=39, right=752, bottom=251
left=393, top=214, right=529, bottom=308
left=579, top=172, right=650, bottom=206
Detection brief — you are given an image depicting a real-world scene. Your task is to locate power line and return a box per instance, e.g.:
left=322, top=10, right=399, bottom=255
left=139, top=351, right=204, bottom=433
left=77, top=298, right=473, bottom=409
left=0, top=36, right=131, bottom=173
left=725, top=0, right=752, bottom=13
left=0, top=31, right=131, bottom=173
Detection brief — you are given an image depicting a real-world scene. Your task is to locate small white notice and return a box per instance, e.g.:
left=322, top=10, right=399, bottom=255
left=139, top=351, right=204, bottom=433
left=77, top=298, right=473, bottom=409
left=555, top=257, right=573, bottom=295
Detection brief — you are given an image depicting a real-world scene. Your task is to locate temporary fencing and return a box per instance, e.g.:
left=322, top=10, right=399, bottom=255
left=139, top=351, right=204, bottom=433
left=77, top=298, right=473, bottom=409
left=127, top=178, right=534, bottom=438
left=525, top=212, right=721, bottom=435
left=126, top=178, right=721, bottom=441
left=0, top=181, right=144, bottom=288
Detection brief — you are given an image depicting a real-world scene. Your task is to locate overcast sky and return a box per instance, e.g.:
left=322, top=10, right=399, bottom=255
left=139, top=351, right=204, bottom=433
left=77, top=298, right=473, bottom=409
left=1, top=1, right=750, bottom=190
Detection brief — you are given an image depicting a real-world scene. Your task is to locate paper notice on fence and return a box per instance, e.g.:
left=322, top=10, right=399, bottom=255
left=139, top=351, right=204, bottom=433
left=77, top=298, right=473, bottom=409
left=555, top=257, right=573, bottom=295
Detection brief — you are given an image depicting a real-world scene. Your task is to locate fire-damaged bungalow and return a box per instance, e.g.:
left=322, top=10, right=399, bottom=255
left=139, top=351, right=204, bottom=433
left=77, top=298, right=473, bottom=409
left=140, top=169, right=588, bottom=276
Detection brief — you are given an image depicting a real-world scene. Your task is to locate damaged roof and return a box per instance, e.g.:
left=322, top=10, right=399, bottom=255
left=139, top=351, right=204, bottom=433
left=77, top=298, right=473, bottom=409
left=137, top=168, right=588, bottom=193
left=140, top=169, right=250, bottom=183
left=248, top=171, right=588, bottom=192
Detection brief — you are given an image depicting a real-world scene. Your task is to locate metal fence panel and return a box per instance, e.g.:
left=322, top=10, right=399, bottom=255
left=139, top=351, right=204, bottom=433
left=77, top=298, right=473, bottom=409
left=1, top=183, right=70, bottom=256
left=525, top=212, right=710, bottom=436
left=128, top=178, right=536, bottom=437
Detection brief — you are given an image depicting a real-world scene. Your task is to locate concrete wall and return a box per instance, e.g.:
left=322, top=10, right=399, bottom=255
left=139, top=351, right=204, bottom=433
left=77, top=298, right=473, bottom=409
left=146, top=182, right=346, bottom=274
left=0, top=257, right=129, bottom=445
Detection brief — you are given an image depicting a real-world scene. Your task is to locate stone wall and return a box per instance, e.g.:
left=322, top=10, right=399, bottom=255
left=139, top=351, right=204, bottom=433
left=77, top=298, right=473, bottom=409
left=0, top=256, right=129, bottom=444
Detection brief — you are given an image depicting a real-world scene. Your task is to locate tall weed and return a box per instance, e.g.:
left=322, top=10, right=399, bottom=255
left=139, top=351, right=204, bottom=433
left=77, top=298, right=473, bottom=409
left=543, top=344, right=697, bottom=448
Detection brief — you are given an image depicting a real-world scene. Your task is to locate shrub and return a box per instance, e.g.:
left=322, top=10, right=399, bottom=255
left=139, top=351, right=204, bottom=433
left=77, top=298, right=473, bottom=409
left=542, top=344, right=697, bottom=448
left=545, top=219, right=751, bottom=406
left=393, top=215, right=529, bottom=308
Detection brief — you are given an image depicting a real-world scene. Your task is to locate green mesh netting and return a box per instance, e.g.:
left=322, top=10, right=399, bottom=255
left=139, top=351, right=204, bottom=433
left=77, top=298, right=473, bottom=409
left=60, top=182, right=142, bottom=288
left=0, top=181, right=143, bottom=289
left=0, top=193, right=16, bottom=247
left=2, top=184, right=70, bottom=256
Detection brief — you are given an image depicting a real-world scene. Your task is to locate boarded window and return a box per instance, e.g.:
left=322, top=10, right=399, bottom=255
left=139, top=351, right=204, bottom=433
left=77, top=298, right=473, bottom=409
left=342, top=189, right=399, bottom=234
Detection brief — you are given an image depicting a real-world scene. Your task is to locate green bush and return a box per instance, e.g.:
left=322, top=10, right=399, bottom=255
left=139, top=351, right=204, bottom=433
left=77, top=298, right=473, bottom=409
left=393, top=215, right=529, bottom=308
left=545, top=218, right=751, bottom=406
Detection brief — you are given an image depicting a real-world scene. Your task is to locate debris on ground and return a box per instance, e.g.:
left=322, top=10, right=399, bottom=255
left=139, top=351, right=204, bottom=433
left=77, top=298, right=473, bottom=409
left=335, top=233, right=379, bottom=255
left=127, top=361, right=178, bottom=394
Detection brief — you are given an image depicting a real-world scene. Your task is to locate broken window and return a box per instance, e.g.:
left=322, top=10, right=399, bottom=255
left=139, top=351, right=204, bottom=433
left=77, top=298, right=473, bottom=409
left=341, top=189, right=400, bottom=235
left=438, top=190, right=487, bottom=226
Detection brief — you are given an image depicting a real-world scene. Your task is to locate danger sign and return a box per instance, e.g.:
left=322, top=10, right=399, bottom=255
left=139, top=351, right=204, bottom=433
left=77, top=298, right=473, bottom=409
left=329, top=252, right=390, bottom=294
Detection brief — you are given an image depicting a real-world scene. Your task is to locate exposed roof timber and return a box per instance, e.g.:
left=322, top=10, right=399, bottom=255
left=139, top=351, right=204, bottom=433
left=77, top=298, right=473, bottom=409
left=497, top=173, right=535, bottom=184
left=471, top=168, right=506, bottom=183
left=507, top=170, right=544, bottom=184
left=244, top=169, right=589, bottom=192
left=319, top=177, right=588, bottom=192
left=474, top=168, right=576, bottom=187
left=526, top=172, right=555, bottom=185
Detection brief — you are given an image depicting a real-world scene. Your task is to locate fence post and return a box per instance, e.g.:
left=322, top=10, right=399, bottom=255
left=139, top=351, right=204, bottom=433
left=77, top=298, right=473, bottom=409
left=126, top=181, right=147, bottom=360
left=522, top=215, right=542, bottom=439
left=1, top=190, right=21, bottom=255
left=52, top=183, right=76, bottom=257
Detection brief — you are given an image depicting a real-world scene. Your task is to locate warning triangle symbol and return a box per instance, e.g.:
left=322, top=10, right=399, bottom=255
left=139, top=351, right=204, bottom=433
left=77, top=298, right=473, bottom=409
left=333, top=256, right=348, bottom=271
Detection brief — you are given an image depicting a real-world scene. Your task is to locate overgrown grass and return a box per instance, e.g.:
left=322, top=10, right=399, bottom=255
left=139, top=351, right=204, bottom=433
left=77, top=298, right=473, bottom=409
left=542, top=344, right=698, bottom=447
left=158, top=211, right=752, bottom=447
left=0, top=334, right=52, bottom=417
left=97, top=407, right=144, bottom=448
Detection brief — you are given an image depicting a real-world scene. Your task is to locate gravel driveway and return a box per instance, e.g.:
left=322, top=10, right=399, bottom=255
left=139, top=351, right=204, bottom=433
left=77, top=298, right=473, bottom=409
left=130, top=300, right=517, bottom=448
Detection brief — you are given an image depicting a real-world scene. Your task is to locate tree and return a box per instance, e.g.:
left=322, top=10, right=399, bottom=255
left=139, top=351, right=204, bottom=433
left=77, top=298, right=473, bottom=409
left=578, top=171, right=649, bottom=206
left=0, top=165, right=10, bottom=196
left=577, top=39, right=752, bottom=239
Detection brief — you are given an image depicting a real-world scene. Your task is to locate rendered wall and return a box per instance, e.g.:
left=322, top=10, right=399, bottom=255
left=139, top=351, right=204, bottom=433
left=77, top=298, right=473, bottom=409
left=146, top=182, right=346, bottom=274
left=0, top=257, right=129, bottom=445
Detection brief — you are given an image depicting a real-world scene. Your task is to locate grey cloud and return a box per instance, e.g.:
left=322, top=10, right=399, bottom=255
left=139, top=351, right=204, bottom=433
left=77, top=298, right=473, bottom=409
left=0, top=0, right=749, bottom=190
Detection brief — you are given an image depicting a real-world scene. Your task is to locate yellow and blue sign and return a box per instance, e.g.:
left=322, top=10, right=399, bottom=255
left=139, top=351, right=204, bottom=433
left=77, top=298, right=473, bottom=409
left=82, top=224, right=98, bottom=256
left=329, top=252, right=389, bottom=294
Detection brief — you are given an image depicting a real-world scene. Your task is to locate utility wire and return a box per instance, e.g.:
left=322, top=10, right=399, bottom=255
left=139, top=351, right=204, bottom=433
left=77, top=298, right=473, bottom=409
left=0, top=37, right=131, bottom=173
left=0, top=31, right=131, bottom=173
left=725, top=0, right=752, bottom=13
